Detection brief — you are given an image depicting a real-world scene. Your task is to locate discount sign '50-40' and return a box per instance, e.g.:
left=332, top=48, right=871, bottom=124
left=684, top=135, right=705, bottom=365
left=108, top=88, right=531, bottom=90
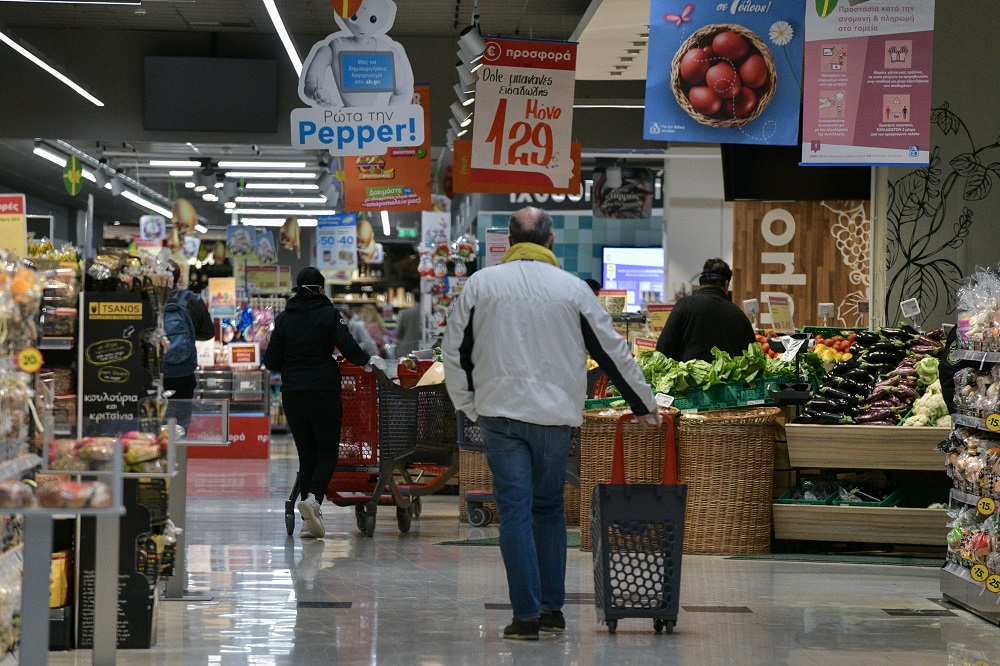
left=471, top=38, right=577, bottom=190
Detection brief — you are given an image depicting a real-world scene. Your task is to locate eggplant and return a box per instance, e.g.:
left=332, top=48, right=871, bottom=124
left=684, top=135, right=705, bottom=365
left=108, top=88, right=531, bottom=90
left=866, top=399, right=899, bottom=410
left=925, top=328, right=945, bottom=341
left=845, top=368, right=874, bottom=383
left=858, top=409, right=893, bottom=422
left=831, top=361, right=860, bottom=377
left=866, top=351, right=906, bottom=365
left=820, top=386, right=864, bottom=402
left=856, top=331, right=880, bottom=346
left=863, top=363, right=893, bottom=377
left=909, top=345, right=942, bottom=355
left=868, top=387, right=895, bottom=402
left=794, top=413, right=816, bottom=424
left=880, top=327, right=911, bottom=340
left=873, top=340, right=907, bottom=352
left=812, top=410, right=856, bottom=425
left=807, top=396, right=841, bottom=411
left=887, top=367, right=918, bottom=378
left=875, top=376, right=901, bottom=388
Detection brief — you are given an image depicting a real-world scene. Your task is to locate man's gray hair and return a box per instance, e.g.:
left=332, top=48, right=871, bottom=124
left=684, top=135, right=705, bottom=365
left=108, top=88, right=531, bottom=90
left=508, top=207, right=554, bottom=246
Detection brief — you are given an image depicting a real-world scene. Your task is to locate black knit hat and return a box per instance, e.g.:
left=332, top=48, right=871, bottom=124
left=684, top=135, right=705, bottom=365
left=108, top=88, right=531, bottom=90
left=295, top=267, right=325, bottom=293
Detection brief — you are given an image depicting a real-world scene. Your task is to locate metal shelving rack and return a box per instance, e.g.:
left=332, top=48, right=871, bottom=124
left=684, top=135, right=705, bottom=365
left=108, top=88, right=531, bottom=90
left=940, top=342, right=1000, bottom=625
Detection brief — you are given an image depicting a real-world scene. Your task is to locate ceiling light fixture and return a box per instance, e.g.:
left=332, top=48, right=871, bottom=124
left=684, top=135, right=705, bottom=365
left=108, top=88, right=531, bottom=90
left=216, top=160, right=308, bottom=169
left=244, top=183, right=320, bottom=190
left=454, top=83, right=474, bottom=106
left=194, top=185, right=208, bottom=193
left=380, top=210, right=390, bottom=236
left=448, top=118, right=468, bottom=137
left=451, top=101, right=473, bottom=127
left=224, top=171, right=316, bottom=179
left=0, top=25, right=104, bottom=106
left=168, top=170, right=195, bottom=177
left=184, top=182, right=196, bottom=189
left=94, top=166, right=110, bottom=188
left=241, top=217, right=319, bottom=227
left=32, top=145, right=67, bottom=167
left=110, top=173, right=125, bottom=196
left=232, top=208, right=338, bottom=216
left=121, top=190, right=171, bottom=217
left=456, top=61, right=478, bottom=88
left=458, top=24, right=487, bottom=60
left=260, top=0, right=303, bottom=75
left=235, top=196, right=328, bottom=204
left=195, top=224, right=208, bottom=234
left=150, top=160, right=200, bottom=167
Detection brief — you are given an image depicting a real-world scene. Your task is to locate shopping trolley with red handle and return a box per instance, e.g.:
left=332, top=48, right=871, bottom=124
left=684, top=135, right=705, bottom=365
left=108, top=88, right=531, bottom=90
left=591, top=412, right=687, bottom=635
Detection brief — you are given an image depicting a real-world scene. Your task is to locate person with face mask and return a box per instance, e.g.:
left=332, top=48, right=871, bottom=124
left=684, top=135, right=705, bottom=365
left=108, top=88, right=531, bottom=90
left=264, top=267, right=387, bottom=538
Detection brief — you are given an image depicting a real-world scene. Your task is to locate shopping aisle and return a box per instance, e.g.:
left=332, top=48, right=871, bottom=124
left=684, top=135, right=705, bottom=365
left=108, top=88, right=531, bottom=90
left=49, top=449, right=999, bottom=666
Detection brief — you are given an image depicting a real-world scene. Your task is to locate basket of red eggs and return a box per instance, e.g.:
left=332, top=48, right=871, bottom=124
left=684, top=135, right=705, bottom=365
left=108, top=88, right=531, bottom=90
left=670, top=24, right=777, bottom=128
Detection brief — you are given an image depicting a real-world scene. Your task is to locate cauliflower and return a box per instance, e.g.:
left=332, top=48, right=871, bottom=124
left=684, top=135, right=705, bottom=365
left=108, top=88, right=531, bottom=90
left=903, top=414, right=929, bottom=427
left=908, top=390, right=949, bottom=426
left=925, top=379, right=942, bottom=395
left=934, top=415, right=953, bottom=428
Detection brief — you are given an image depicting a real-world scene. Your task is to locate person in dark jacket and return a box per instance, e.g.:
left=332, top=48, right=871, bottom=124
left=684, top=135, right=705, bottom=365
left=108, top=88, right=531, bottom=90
left=655, top=258, right=756, bottom=363
left=264, top=267, right=387, bottom=538
left=164, top=261, right=215, bottom=429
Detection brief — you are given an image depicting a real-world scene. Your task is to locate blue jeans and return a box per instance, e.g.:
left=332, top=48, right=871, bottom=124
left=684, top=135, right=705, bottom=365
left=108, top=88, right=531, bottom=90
left=478, top=416, right=571, bottom=620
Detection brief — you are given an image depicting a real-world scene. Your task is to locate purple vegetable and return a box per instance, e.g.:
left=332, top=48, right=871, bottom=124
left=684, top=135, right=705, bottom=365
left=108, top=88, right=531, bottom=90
left=875, top=376, right=901, bottom=388
left=888, top=367, right=918, bottom=378
left=858, top=409, right=892, bottom=422
left=925, top=328, right=945, bottom=341
left=868, top=387, right=893, bottom=402
left=896, top=385, right=919, bottom=400
left=909, top=345, right=941, bottom=355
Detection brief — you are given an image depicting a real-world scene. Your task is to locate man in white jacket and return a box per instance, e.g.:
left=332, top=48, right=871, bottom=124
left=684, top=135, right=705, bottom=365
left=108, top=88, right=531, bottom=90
left=442, top=206, right=658, bottom=641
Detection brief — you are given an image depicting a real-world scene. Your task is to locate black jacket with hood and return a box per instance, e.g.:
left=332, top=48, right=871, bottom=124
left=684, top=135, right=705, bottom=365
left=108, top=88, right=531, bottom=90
left=655, top=285, right=757, bottom=363
left=263, top=292, right=371, bottom=393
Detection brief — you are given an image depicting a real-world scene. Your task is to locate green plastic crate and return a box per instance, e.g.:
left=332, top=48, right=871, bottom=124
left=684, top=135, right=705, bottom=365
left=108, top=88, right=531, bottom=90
left=801, top=326, right=868, bottom=338
left=832, top=487, right=902, bottom=507
left=777, top=483, right=837, bottom=505
left=584, top=397, right=628, bottom=410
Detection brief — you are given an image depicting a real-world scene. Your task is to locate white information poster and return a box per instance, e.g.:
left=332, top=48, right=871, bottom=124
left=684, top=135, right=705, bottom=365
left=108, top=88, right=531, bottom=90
left=485, top=228, right=509, bottom=267
left=316, top=213, right=358, bottom=281
left=471, top=37, right=577, bottom=190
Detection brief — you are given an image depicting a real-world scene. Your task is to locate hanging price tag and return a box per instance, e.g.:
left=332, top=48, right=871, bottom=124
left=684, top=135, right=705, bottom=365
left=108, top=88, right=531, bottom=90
left=16, top=347, right=43, bottom=373
left=977, top=497, right=997, bottom=517
left=970, top=563, right=990, bottom=583
left=986, top=574, right=1000, bottom=594
left=471, top=37, right=576, bottom=189
left=985, top=412, right=1000, bottom=432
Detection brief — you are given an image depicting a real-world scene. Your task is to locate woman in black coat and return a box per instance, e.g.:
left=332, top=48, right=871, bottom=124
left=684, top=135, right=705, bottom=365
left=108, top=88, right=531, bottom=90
left=264, top=267, right=387, bottom=538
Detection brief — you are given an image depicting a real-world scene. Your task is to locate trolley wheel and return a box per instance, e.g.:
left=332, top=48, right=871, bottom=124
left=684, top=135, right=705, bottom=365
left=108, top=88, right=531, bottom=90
left=468, top=506, right=492, bottom=527
left=284, top=500, right=295, bottom=536
left=411, top=496, right=422, bottom=518
left=397, top=507, right=412, bottom=533
left=606, top=620, right=617, bottom=634
left=654, top=619, right=664, bottom=634
left=364, top=513, right=376, bottom=537
left=665, top=621, right=675, bottom=635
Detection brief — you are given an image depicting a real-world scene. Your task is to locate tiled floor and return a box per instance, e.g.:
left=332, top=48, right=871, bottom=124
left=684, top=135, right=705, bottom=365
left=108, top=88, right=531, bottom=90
left=50, top=446, right=1000, bottom=665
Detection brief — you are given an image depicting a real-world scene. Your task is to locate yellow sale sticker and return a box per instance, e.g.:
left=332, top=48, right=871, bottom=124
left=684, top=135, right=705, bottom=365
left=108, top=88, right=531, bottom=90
left=16, top=347, right=43, bottom=373
left=986, top=574, right=1000, bottom=594
left=985, top=412, right=1000, bottom=432
left=977, top=497, right=997, bottom=517
left=970, top=563, right=989, bottom=583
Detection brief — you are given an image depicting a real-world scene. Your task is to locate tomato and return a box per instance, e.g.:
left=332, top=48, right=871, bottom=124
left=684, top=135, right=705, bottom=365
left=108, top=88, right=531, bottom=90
left=765, top=328, right=775, bottom=337
left=847, top=332, right=856, bottom=343
left=761, top=343, right=770, bottom=354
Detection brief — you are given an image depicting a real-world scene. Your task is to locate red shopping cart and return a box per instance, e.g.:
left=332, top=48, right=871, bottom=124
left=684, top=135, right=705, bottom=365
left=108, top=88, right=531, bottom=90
left=284, top=362, right=458, bottom=537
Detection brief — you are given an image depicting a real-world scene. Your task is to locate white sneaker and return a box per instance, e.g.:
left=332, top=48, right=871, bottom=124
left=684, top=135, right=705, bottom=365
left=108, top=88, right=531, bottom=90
left=297, top=497, right=325, bottom=538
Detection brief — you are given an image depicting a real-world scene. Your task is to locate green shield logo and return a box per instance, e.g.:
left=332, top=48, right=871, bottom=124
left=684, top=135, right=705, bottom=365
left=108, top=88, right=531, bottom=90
left=816, top=0, right=839, bottom=17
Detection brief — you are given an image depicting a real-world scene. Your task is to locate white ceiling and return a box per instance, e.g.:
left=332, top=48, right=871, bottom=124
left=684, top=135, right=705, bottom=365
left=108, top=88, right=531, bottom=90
left=572, top=0, right=650, bottom=81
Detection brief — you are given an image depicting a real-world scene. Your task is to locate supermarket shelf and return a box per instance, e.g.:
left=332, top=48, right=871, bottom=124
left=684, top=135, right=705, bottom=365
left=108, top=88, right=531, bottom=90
left=940, top=564, right=1000, bottom=625
left=950, top=348, right=1000, bottom=364
left=0, top=454, right=42, bottom=481
left=331, top=298, right=381, bottom=305
left=784, top=424, right=948, bottom=471
left=38, top=337, right=74, bottom=350
left=772, top=504, right=947, bottom=546
left=343, top=277, right=383, bottom=284
left=950, top=487, right=984, bottom=507
left=53, top=425, right=74, bottom=436
left=19, top=505, right=125, bottom=517
left=951, top=413, right=997, bottom=431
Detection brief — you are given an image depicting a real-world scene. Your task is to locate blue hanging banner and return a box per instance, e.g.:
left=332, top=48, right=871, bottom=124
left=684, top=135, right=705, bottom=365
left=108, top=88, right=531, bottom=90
left=643, top=1, right=805, bottom=146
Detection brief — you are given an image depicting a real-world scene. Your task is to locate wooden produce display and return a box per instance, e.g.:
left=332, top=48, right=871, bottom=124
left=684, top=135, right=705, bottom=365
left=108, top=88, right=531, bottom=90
left=775, top=423, right=948, bottom=546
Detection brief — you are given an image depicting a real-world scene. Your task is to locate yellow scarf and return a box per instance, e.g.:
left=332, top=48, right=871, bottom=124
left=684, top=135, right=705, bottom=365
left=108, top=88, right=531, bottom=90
left=500, top=242, right=560, bottom=267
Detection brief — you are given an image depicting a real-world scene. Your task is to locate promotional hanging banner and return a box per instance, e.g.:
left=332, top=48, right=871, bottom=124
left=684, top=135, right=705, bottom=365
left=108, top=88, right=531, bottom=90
left=343, top=84, right=432, bottom=211
left=801, top=0, right=935, bottom=165
left=485, top=228, right=510, bottom=267
left=227, top=225, right=256, bottom=258
left=316, top=213, right=358, bottom=280
left=255, top=230, right=278, bottom=265
left=0, top=194, right=27, bottom=256
left=209, top=277, right=237, bottom=318
left=452, top=140, right=582, bottom=194
left=643, top=1, right=806, bottom=146
left=470, top=37, right=577, bottom=190
left=290, top=0, right=424, bottom=156
left=63, top=155, right=83, bottom=196
left=592, top=162, right=654, bottom=219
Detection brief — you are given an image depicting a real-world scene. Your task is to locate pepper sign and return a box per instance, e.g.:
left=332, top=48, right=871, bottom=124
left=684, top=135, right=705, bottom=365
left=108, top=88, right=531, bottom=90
left=292, top=0, right=424, bottom=156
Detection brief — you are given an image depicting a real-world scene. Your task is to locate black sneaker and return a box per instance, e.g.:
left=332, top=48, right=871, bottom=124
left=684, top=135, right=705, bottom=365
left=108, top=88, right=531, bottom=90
left=503, top=618, right=539, bottom=640
left=540, top=609, right=565, bottom=633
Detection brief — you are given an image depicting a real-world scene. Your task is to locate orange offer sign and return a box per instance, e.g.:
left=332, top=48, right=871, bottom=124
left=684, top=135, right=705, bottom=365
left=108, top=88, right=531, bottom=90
left=634, top=338, right=658, bottom=355
left=342, top=84, right=432, bottom=212
left=646, top=304, right=673, bottom=332
left=452, top=140, right=581, bottom=194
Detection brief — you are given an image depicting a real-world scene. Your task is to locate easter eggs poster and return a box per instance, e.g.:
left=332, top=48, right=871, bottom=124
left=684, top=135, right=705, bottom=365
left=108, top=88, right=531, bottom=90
left=801, top=0, right=935, bottom=166
left=643, top=1, right=806, bottom=146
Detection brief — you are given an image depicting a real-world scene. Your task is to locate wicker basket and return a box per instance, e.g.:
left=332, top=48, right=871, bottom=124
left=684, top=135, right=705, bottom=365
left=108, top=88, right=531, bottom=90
left=676, top=407, right=782, bottom=555
left=458, top=450, right=581, bottom=526
left=578, top=407, right=680, bottom=551
left=670, top=23, right=778, bottom=128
